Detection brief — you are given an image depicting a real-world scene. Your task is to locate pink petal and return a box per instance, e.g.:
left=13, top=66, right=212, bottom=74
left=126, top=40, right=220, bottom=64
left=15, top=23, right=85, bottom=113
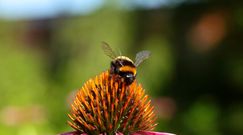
left=60, top=131, right=175, bottom=135
left=131, top=131, right=175, bottom=135
left=59, top=131, right=84, bottom=135
left=60, top=131, right=123, bottom=135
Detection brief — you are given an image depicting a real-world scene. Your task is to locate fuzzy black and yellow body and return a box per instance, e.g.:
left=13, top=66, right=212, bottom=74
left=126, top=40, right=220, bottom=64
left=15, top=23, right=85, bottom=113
left=102, top=42, right=151, bottom=85
left=110, top=56, right=136, bottom=85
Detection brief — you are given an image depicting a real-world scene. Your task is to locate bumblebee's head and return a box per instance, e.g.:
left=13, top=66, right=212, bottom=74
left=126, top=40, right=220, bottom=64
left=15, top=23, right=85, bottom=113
left=110, top=56, right=136, bottom=85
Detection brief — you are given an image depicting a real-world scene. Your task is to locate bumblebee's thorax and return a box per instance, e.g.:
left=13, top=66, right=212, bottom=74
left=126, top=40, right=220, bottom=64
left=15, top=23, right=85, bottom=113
left=110, top=56, right=137, bottom=85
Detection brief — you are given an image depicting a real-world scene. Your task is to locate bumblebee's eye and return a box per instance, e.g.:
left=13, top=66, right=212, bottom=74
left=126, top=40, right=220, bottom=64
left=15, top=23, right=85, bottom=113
left=126, top=74, right=133, bottom=78
left=119, top=72, right=134, bottom=78
left=123, top=72, right=135, bottom=85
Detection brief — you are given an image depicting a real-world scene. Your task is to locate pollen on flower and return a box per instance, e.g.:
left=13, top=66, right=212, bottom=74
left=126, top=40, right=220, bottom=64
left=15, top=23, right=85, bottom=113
left=67, top=71, right=157, bottom=135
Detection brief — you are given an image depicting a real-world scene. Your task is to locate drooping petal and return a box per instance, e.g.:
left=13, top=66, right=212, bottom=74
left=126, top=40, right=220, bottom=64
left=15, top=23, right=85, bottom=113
left=131, top=131, right=175, bottom=135
left=60, top=131, right=124, bottom=135
left=59, top=131, right=83, bottom=135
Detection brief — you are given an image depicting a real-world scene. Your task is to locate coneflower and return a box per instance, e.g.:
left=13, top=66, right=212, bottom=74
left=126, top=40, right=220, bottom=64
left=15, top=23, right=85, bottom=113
left=61, top=71, right=175, bottom=135
left=61, top=43, right=174, bottom=135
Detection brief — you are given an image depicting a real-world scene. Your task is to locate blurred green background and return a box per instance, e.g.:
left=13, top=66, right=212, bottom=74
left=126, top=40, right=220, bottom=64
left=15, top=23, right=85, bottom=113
left=1, top=0, right=243, bottom=135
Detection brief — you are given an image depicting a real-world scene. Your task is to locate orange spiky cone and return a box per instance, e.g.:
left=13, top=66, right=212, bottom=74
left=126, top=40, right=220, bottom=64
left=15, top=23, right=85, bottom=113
left=67, top=71, right=157, bottom=135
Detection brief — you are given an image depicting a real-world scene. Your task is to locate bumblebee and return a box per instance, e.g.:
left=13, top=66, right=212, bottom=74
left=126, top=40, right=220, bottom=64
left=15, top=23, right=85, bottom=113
left=102, top=42, right=151, bottom=85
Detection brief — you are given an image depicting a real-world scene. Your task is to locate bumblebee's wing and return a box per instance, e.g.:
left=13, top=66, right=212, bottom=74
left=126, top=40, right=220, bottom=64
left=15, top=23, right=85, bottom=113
left=134, top=50, right=151, bottom=67
left=101, top=41, right=117, bottom=59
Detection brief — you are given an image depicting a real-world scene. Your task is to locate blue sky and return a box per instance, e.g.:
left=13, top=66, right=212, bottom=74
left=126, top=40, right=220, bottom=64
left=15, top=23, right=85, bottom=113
left=0, top=0, right=105, bottom=19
